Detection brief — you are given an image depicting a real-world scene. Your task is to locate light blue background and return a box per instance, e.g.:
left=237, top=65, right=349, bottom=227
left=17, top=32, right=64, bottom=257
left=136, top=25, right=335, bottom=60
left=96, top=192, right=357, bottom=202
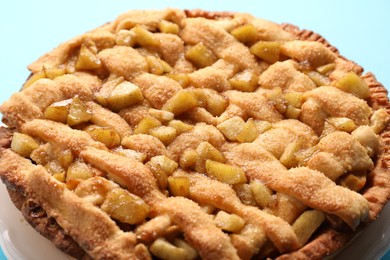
left=0, top=0, right=389, bottom=259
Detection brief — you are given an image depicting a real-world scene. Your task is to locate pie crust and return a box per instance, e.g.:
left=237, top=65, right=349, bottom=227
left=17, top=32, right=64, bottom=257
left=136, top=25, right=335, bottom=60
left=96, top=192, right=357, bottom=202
left=0, top=9, right=389, bottom=260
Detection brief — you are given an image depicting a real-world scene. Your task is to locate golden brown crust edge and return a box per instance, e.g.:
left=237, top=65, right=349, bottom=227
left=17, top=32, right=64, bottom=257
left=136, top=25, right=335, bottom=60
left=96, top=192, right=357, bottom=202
left=8, top=188, right=89, bottom=259
left=183, top=10, right=390, bottom=234
left=0, top=10, right=389, bottom=260
left=0, top=127, right=89, bottom=259
left=276, top=24, right=390, bottom=260
left=280, top=25, right=390, bottom=219
left=184, top=9, right=235, bottom=19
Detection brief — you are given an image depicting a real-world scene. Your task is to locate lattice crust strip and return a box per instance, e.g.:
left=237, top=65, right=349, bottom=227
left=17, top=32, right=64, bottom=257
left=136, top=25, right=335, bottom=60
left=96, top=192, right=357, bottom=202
left=0, top=8, right=390, bottom=260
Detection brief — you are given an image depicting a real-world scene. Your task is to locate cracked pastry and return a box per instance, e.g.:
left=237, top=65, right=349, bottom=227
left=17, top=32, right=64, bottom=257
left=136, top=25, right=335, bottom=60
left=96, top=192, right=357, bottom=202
left=0, top=8, right=390, bottom=260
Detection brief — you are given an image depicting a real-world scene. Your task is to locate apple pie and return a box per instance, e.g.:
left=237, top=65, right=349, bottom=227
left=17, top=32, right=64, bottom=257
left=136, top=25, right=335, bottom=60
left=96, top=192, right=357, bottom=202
left=1, top=8, right=390, bottom=259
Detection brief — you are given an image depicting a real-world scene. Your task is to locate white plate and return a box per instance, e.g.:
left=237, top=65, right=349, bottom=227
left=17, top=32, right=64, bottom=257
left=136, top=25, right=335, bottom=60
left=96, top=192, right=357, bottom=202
left=1, top=181, right=390, bottom=259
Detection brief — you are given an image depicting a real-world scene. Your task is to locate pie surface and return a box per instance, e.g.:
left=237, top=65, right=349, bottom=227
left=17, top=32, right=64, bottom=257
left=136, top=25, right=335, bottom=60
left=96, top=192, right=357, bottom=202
left=0, top=8, right=390, bottom=260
